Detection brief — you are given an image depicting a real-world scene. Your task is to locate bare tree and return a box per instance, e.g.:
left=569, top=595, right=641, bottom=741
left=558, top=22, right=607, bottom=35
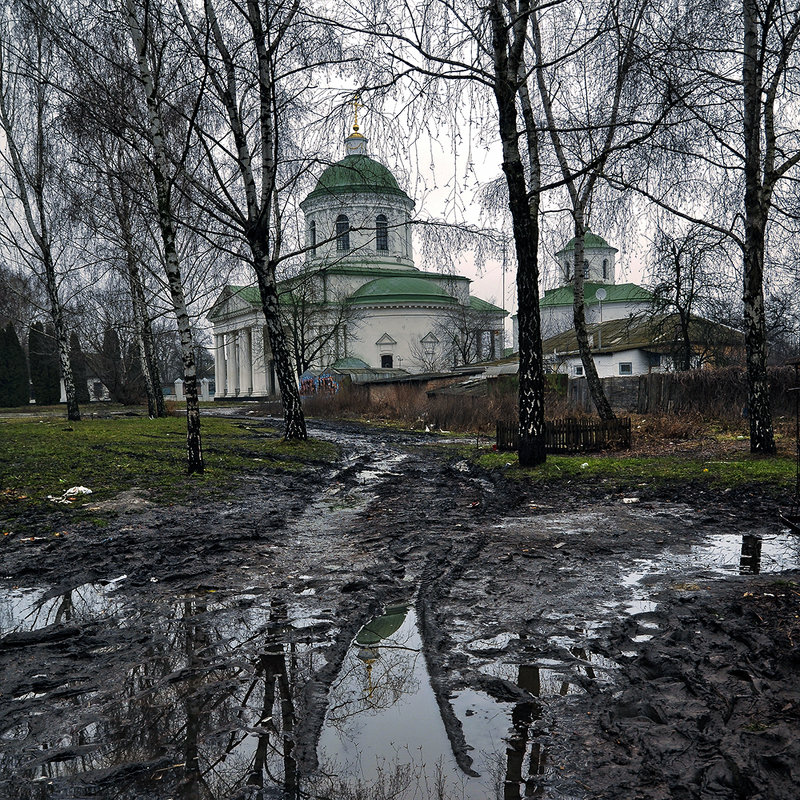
left=351, top=0, right=549, bottom=463
left=0, top=0, right=81, bottom=420
left=124, top=0, right=204, bottom=471
left=531, top=0, right=673, bottom=421
left=173, top=0, right=329, bottom=440
left=646, top=223, right=736, bottom=371
left=616, top=0, right=800, bottom=453
left=278, top=269, right=362, bottom=377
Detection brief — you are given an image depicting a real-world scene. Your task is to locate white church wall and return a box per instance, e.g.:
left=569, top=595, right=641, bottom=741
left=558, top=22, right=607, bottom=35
left=302, top=192, right=415, bottom=270
left=346, top=306, right=458, bottom=371
left=556, top=245, right=618, bottom=284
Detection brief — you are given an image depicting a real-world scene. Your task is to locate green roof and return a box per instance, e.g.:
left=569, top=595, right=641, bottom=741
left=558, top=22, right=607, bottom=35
left=542, top=313, right=743, bottom=356
left=207, top=285, right=261, bottom=319
left=557, top=230, right=617, bottom=253
left=540, top=282, right=652, bottom=307
left=355, top=605, right=408, bottom=646
left=305, top=154, right=410, bottom=201
left=350, top=276, right=458, bottom=306
left=469, top=296, right=507, bottom=316
left=323, top=265, right=469, bottom=284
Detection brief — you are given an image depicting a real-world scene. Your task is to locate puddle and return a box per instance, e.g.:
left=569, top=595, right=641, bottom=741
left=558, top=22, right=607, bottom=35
left=313, top=608, right=607, bottom=798
left=315, top=605, right=478, bottom=795
left=0, top=582, right=127, bottom=635
left=693, top=531, right=800, bottom=575
left=616, top=530, right=800, bottom=612
left=0, top=586, right=343, bottom=799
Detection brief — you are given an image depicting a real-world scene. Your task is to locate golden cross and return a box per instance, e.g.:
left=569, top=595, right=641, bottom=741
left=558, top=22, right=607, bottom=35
left=353, top=94, right=362, bottom=132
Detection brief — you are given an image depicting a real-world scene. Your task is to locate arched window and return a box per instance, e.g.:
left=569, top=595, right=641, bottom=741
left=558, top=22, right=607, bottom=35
left=336, top=214, right=350, bottom=251
left=602, top=258, right=608, bottom=279
left=309, top=220, right=316, bottom=255
left=376, top=214, right=388, bottom=251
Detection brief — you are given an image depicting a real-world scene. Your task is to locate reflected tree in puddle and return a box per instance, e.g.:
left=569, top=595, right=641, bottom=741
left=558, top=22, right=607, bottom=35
left=0, top=590, right=330, bottom=800
left=739, top=534, right=762, bottom=574
left=244, top=598, right=299, bottom=799
left=503, top=665, right=546, bottom=799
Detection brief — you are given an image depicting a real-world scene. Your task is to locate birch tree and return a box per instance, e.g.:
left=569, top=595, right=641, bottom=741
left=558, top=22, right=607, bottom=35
left=531, top=0, right=674, bottom=420
left=0, top=0, right=81, bottom=421
left=616, top=0, right=800, bottom=453
left=174, top=0, right=326, bottom=440
left=124, top=0, right=204, bottom=471
left=348, top=0, right=549, bottom=463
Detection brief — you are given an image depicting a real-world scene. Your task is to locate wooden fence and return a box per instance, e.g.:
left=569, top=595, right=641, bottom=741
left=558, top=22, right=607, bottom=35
left=496, top=417, right=632, bottom=453
left=567, top=367, right=796, bottom=417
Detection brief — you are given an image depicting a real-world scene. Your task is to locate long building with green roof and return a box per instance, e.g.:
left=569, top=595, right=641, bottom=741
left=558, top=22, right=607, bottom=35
left=208, top=123, right=506, bottom=398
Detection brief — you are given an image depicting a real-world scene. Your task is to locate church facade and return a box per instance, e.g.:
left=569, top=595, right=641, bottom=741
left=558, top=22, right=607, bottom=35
left=208, top=125, right=506, bottom=399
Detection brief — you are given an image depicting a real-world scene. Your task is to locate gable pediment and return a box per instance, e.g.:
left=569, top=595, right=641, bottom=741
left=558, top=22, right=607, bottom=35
left=208, top=286, right=261, bottom=321
left=375, top=332, right=397, bottom=346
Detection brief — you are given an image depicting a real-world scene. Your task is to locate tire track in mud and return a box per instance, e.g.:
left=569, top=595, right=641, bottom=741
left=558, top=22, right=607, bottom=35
left=286, top=428, right=518, bottom=779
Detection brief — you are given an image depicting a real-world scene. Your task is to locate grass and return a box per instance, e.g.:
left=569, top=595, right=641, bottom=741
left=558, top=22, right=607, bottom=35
left=0, top=414, right=338, bottom=532
left=475, top=448, right=797, bottom=491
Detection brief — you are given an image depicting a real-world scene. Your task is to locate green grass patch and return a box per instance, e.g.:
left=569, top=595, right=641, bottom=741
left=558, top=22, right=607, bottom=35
left=0, top=415, right=338, bottom=532
left=475, top=449, right=796, bottom=490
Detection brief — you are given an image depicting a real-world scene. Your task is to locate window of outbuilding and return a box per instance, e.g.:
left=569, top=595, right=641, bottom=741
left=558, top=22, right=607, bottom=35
left=574, top=364, right=584, bottom=376
left=381, top=354, right=393, bottom=368
left=336, top=215, right=350, bottom=251
left=376, top=214, right=388, bottom=251
left=602, top=258, right=608, bottom=279
left=619, top=362, right=633, bottom=375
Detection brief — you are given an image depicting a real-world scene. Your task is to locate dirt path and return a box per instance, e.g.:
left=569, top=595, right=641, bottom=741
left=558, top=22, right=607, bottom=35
left=1, top=419, right=798, bottom=799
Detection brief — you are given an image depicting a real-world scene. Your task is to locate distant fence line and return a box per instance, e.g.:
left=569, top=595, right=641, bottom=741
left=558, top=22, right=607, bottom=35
left=497, top=417, right=632, bottom=453
left=567, top=366, right=797, bottom=417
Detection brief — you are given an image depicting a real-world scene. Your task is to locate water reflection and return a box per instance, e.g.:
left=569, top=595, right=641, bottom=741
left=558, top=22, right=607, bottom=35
left=1, top=586, right=615, bottom=800
left=0, top=587, right=325, bottom=800
left=316, top=605, right=470, bottom=793
left=0, top=582, right=126, bottom=635
left=503, top=665, right=546, bottom=799
left=739, top=534, right=762, bottom=574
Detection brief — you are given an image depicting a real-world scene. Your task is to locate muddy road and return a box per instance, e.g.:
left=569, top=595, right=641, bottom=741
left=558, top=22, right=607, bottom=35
left=1, top=418, right=798, bottom=799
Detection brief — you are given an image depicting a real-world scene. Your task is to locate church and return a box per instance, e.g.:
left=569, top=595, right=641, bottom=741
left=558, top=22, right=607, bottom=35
left=208, top=123, right=506, bottom=399
left=526, top=231, right=742, bottom=377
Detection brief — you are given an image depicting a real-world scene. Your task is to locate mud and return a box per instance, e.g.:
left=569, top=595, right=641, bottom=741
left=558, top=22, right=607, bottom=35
left=1, top=417, right=798, bottom=799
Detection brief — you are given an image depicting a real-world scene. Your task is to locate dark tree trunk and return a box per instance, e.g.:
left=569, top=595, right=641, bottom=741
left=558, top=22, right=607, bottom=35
left=115, top=175, right=166, bottom=418
left=126, top=248, right=165, bottom=418
left=742, top=0, right=775, bottom=453
left=678, top=308, right=693, bottom=372
left=251, top=242, right=307, bottom=440
left=489, top=0, right=546, bottom=467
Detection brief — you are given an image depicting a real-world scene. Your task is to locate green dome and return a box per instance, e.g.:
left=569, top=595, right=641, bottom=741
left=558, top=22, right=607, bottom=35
left=355, top=605, right=408, bottom=647
left=306, top=154, right=409, bottom=200
left=558, top=230, right=617, bottom=252
left=350, top=276, right=458, bottom=305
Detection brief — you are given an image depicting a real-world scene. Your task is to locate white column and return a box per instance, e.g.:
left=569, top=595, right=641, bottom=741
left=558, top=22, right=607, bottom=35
left=174, top=378, right=184, bottom=401
left=229, top=332, right=240, bottom=396
left=238, top=327, right=252, bottom=396
left=214, top=334, right=227, bottom=398
left=251, top=326, right=268, bottom=395
left=200, top=378, right=210, bottom=401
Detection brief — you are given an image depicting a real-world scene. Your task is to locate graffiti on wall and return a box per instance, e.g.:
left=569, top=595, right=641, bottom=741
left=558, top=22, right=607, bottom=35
left=299, top=372, right=339, bottom=397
